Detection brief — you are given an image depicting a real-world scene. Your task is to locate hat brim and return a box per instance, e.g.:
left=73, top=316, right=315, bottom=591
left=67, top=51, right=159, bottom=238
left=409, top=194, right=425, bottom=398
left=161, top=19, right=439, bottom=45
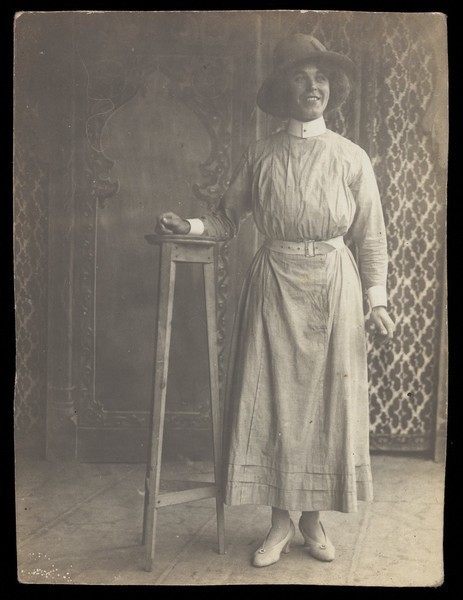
left=257, top=51, right=358, bottom=118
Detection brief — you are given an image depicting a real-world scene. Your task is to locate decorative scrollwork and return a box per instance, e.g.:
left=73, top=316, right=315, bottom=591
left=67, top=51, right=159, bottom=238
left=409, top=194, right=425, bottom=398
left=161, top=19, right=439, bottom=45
left=78, top=27, right=234, bottom=429
left=159, top=57, right=233, bottom=211
left=81, top=58, right=141, bottom=205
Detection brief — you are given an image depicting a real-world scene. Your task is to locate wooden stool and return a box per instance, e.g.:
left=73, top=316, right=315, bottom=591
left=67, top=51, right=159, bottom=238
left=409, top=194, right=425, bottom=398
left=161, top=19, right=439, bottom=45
left=142, top=234, right=226, bottom=572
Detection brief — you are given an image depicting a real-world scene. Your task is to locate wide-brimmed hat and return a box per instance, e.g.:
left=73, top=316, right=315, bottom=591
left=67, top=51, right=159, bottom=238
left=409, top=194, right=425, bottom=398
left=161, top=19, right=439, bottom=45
left=257, top=33, right=358, bottom=118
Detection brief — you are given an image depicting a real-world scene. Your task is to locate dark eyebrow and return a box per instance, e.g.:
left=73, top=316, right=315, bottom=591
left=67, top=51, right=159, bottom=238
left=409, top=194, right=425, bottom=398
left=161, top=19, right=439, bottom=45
left=290, top=69, right=309, bottom=77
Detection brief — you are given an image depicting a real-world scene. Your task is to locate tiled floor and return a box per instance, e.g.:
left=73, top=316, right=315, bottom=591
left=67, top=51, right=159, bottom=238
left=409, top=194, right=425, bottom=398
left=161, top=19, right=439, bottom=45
left=15, top=452, right=445, bottom=586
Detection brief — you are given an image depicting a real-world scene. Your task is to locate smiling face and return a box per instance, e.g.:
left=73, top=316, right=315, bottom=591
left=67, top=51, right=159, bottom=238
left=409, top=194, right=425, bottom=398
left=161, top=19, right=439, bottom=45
left=286, top=62, right=330, bottom=121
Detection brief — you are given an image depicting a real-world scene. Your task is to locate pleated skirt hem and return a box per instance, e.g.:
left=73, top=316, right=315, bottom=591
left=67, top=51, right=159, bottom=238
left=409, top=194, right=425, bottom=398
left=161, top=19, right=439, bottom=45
left=224, top=465, right=373, bottom=512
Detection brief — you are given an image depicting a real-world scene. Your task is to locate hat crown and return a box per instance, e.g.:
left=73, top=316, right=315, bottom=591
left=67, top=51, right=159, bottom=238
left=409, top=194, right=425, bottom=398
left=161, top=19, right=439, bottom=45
left=273, top=34, right=328, bottom=70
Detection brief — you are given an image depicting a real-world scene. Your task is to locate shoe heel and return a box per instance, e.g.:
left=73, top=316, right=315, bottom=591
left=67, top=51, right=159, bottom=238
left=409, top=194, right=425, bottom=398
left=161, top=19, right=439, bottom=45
left=282, top=540, right=291, bottom=554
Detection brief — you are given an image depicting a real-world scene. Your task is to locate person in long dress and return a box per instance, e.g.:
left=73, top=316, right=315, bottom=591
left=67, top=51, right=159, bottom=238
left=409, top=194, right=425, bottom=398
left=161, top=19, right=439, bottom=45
left=156, top=34, right=395, bottom=567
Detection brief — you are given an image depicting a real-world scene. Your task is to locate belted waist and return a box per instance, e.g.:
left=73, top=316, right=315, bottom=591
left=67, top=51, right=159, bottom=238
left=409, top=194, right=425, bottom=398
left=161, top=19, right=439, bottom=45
left=265, top=236, right=345, bottom=257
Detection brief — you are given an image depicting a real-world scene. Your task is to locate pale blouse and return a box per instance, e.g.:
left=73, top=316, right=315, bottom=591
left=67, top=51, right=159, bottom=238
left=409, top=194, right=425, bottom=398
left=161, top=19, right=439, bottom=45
left=187, top=116, right=388, bottom=308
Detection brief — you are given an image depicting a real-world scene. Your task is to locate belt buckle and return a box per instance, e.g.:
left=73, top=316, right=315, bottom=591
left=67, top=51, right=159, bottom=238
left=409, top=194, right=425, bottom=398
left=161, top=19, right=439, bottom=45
left=304, top=240, right=316, bottom=257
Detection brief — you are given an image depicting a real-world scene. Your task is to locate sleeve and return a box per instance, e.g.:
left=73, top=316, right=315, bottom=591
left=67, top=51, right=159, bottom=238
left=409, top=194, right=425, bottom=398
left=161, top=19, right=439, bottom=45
left=349, top=148, right=389, bottom=308
left=185, top=218, right=205, bottom=235
left=187, top=150, right=253, bottom=241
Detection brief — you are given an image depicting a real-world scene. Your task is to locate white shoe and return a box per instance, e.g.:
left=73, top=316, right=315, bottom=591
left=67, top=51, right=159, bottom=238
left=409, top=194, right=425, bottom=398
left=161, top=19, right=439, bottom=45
left=252, top=520, right=295, bottom=567
left=298, top=518, right=335, bottom=562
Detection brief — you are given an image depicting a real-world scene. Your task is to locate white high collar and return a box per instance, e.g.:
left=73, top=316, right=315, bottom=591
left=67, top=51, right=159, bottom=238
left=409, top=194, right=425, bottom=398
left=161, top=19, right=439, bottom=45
left=287, top=116, right=327, bottom=138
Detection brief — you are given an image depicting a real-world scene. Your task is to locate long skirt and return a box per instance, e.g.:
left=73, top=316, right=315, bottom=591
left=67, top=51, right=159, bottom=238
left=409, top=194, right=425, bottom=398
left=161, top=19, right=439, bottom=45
left=222, top=243, right=373, bottom=513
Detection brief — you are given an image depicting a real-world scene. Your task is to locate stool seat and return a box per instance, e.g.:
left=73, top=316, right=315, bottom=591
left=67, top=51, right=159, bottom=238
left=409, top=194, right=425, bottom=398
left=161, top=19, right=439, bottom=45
left=145, top=233, right=217, bottom=245
left=142, top=234, right=226, bottom=572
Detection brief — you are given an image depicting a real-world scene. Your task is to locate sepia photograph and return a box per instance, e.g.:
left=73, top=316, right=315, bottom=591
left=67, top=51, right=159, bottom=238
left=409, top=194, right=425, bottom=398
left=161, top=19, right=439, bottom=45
left=13, top=9, right=448, bottom=586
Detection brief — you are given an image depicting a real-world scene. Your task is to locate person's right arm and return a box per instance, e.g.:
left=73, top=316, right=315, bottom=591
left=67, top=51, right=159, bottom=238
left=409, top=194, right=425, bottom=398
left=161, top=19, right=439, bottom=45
left=156, top=151, right=253, bottom=240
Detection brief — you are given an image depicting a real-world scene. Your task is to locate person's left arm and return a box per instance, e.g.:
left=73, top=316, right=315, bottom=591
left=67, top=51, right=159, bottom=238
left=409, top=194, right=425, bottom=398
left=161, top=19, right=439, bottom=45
left=349, top=148, right=395, bottom=338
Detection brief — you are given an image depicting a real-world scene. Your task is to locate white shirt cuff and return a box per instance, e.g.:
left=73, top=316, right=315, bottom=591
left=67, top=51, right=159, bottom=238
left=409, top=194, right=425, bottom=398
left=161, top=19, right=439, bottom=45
left=185, top=218, right=205, bottom=235
left=367, top=285, right=388, bottom=308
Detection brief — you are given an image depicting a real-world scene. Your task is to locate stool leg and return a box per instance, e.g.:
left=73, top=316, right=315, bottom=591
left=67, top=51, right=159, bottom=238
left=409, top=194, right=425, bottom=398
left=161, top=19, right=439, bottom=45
left=141, top=475, right=149, bottom=545
left=203, top=261, right=226, bottom=555
left=144, top=243, right=176, bottom=572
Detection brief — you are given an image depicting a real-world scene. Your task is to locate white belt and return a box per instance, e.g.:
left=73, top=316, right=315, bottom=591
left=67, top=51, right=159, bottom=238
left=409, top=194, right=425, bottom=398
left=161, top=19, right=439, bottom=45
left=265, top=236, right=345, bottom=257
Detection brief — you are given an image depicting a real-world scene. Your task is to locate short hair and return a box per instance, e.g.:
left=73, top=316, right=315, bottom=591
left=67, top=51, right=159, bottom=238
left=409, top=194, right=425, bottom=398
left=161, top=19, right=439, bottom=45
left=274, top=58, right=352, bottom=118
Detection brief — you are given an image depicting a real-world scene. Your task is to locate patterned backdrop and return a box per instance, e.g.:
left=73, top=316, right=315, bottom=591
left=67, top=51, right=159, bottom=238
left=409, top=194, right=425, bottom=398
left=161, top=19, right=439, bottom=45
left=362, top=15, right=446, bottom=451
left=14, top=20, right=52, bottom=447
left=14, top=143, right=49, bottom=438
left=14, top=12, right=446, bottom=454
